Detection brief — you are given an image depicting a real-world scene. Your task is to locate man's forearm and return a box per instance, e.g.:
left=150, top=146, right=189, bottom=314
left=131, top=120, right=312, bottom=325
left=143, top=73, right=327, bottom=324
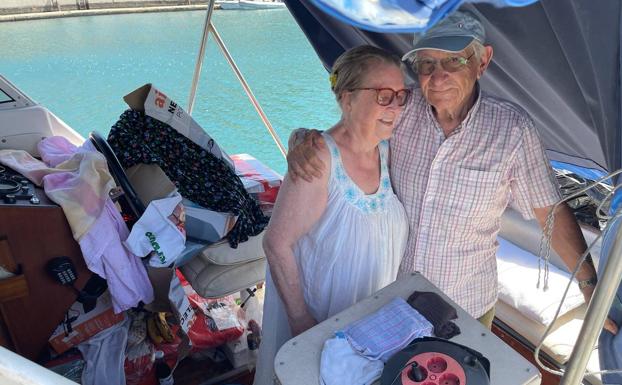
left=534, top=204, right=596, bottom=281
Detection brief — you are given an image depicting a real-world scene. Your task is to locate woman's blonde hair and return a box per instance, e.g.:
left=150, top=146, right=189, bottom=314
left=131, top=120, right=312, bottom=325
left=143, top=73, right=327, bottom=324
left=330, top=45, right=402, bottom=102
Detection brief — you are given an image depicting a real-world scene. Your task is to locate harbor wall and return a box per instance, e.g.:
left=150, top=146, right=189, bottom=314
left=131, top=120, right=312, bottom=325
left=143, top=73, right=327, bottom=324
left=0, top=1, right=196, bottom=15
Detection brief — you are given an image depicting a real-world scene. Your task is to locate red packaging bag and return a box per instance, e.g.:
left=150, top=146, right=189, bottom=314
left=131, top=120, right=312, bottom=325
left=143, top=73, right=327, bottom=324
left=177, top=270, right=244, bottom=350
left=231, top=154, right=282, bottom=205
left=187, top=311, right=243, bottom=351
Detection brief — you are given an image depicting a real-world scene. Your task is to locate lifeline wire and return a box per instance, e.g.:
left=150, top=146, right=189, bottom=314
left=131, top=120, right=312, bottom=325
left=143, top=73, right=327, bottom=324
left=537, top=168, right=622, bottom=291
left=596, top=185, right=620, bottom=222
left=534, top=168, right=622, bottom=377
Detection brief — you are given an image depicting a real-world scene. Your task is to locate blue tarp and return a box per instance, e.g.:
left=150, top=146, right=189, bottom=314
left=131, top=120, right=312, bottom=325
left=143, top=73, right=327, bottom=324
left=550, top=161, right=608, bottom=183
left=612, top=192, right=622, bottom=214
left=308, top=0, right=537, bottom=33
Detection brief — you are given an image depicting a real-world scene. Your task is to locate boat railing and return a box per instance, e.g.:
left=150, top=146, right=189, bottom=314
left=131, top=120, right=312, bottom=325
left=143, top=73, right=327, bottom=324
left=187, top=0, right=287, bottom=158
left=0, top=75, right=36, bottom=110
left=560, top=229, right=622, bottom=383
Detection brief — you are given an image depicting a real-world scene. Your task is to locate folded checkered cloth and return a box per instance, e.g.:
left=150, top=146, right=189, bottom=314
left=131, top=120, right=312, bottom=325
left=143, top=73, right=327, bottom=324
left=342, top=297, right=433, bottom=362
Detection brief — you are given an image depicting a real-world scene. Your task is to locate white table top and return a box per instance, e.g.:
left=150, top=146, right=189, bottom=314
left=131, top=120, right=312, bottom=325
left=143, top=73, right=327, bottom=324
left=275, top=272, right=541, bottom=385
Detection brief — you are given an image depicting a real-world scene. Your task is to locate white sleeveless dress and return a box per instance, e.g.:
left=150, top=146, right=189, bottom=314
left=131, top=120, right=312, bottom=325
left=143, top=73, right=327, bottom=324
left=253, top=133, right=408, bottom=385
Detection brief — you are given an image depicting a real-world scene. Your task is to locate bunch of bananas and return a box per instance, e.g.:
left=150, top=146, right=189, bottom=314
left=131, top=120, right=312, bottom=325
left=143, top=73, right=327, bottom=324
left=146, top=312, right=175, bottom=345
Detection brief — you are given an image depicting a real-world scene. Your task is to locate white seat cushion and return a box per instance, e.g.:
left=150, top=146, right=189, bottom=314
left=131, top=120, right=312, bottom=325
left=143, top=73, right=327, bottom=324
left=180, top=231, right=266, bottom=298
left=497, top=237, right=585, bottom=325
left=496, top=300, right=602, bottom=385
left=180, top=257, right=266, bottom=299
left=497, top=208, right=604, bottom=384
left=200, top=232, right=265, bottom=265
left=499, top=207, right=602, bottom=273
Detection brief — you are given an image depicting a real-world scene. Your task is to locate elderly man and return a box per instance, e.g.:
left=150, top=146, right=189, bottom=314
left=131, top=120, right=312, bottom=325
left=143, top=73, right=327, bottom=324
left=288, top=10, right=618, bottom=334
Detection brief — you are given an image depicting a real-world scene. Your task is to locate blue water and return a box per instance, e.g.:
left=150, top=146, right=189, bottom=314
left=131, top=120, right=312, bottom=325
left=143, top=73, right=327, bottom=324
left=0, top=9, right=340, bottom=173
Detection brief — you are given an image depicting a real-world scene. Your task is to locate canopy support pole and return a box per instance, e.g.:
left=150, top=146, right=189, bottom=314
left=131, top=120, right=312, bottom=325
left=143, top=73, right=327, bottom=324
left=187, top=1, right=286, bottom=158
left=208, top=23, right=287, bottom=158
left=187, top=0, right=217, bottom=114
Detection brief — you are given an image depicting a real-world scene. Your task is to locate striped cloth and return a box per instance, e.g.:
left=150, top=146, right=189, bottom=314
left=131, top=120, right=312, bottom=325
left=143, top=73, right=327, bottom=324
left=342, top=297, right=433, bottom=362
left=0, top=139, right=116, bottom=240
left=390, top=86, right=561, bottom=318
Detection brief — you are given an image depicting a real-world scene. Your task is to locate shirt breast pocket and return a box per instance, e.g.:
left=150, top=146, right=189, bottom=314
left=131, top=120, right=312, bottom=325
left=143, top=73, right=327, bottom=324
left=448, top=168, right=503, bottom=218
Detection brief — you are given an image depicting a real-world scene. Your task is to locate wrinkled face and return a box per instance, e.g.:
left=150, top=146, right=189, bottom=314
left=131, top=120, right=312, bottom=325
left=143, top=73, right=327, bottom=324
left=416, top=48, right=480, bottom=113
left=344, top=63, right=407, bottom=141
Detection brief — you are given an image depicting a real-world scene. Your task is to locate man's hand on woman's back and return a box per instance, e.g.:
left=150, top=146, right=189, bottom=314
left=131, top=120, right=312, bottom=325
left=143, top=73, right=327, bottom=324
left=287, top=128, right=327, bottom=182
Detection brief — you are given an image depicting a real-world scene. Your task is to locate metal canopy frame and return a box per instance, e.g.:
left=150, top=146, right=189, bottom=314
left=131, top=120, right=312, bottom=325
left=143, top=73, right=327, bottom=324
left=186, top=0, right=287, bottom=158
left=561, top=217, right=622, bottom=384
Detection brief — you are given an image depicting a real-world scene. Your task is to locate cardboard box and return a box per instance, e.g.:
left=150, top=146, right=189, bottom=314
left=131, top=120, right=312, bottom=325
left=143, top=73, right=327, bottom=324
left=183, top=198, right=237, bottom=243
left=231, top=154, right=283, bottom=204
left=48, top=291, right=125, bottom=354
left=123, top=84, right=234, bottom=169
left=125, top=163, right=177, bottom=207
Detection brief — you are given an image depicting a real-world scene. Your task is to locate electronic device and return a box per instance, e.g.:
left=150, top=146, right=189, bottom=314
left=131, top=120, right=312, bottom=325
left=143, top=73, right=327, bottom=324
left=46, top=257, right=78, bottom=286
left=0, top=165, right=45, bottom=206
left=46, top=257, right=105, bottom=313
left=381, top=337, right=490, bottom=385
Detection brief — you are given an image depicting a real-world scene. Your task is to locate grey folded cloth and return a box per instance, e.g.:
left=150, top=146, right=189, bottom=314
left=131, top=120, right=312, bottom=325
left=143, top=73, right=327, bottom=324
left=407, top=291, right=461, bottom=339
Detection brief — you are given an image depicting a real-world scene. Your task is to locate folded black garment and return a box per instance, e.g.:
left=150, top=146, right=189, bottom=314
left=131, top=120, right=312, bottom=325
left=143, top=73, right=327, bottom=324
left=407, top=291, right=461, bottom=339
left=108, top=110, right=268, bottom=248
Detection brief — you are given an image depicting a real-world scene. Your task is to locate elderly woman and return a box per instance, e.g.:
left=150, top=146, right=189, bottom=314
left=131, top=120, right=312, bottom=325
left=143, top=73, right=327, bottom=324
left=253, top=45, right=410, bottom=385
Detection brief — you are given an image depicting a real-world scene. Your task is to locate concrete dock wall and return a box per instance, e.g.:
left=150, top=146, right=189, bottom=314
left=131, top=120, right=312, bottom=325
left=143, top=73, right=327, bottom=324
left=0, top=1, right=196, bottom=15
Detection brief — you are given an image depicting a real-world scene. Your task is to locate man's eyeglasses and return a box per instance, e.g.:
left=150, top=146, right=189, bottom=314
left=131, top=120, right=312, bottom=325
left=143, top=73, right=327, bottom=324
left=410, top=53, right=475, bottom=76
left=349, top=88, right=411, bottom=107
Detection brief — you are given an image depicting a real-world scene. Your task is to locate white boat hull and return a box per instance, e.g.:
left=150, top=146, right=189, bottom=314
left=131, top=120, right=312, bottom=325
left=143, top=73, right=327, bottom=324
left=219, top=0, right=286, bottom=10
left=218, top=1, right=242, bottom=10
left=240, top=1, right=286, bottom=9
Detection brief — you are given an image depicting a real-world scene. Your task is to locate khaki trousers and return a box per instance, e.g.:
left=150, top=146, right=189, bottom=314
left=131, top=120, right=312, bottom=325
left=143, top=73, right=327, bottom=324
left=477, top=305, right=496, bottom=329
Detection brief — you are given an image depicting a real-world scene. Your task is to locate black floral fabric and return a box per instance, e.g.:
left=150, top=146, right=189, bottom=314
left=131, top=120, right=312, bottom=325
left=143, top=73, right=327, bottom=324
left=108, top=109, right=268, bottom=248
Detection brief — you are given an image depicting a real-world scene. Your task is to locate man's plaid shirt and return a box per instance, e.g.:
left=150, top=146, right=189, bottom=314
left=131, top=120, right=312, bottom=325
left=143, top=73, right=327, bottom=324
left=390, top=86, right=561, bottom=317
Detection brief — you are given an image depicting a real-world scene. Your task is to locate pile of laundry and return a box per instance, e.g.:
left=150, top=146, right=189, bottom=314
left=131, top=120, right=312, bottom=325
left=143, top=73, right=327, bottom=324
left=0, top=82, right=280, bottom=384
left=0, top=132, right=270, bottom=385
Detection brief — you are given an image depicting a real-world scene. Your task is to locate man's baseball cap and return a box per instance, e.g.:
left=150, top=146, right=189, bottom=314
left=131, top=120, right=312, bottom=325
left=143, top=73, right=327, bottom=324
left=402, top=11, right=486, bottom=61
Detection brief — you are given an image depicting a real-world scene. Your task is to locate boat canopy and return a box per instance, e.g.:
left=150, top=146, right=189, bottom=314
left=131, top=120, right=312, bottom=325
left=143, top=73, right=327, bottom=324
left=284, top=0, right=622, bottom=175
